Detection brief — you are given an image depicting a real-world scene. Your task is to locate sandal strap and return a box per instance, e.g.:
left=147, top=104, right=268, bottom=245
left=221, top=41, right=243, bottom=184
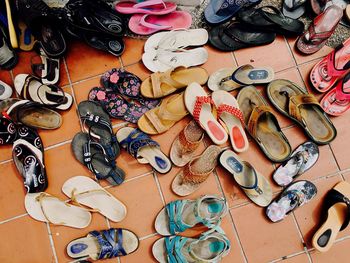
left=166, top=200, right=192, bottom=234
left=305, top=23, right=333, bottom=45
left=165, top=236, right=188, bottom=263
left=177, top=127, right=203, bottom=154
left=193, top=96, right=213, bottom=123
left=69, top=188, right=108, bottom=212
left=324, top=189, right=350, bottom=231
left=326, top=45, right=350, bottom=78
left=247, top=105, right=276, bottom=137
left=288, top=94, right=320, bottom=123
left=335, top=75, right=350, bottom=101
left=236, top=162, right=264, bottom=196
left=133, top=0, right=166, bottom=9
left=150, top=67, right=186, bottom=98
left=35, top=192, right=69, bottom=225
left=193, top=196, right=227, bottom=228
left=217, top=104, right=244, bottom=125
left=181, top=158, right=212, bottom=184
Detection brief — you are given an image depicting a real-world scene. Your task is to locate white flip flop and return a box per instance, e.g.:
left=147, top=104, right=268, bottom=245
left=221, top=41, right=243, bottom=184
left=0, top=80, right=13, bottom=100
left=62, top=176, right=127, bottom=222
left=142, top=48, right=208, bottom=72
left=212, top=90, right=249, bottom=152
left=25, top=192, right=91, bottom=228
left=208, top=68, right=241, bottom=92
left=184, top=82, right=228, bottom=145
left=144, top=29, right=208, bottom=52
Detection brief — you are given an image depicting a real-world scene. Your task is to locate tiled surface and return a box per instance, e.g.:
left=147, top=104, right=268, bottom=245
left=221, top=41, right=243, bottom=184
left=1, top=34, right=350, bottom=263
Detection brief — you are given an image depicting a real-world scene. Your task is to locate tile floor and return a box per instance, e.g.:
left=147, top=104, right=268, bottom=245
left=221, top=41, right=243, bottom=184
left=0, top=35, right=350, bottom=263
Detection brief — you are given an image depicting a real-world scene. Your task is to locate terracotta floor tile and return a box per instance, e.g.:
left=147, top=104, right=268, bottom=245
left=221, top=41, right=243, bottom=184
left=125, top=62, right=152, bottom=81
left=343, top=171, right=350, bottom=181
left=275, top=253, right=310, bottom=263
left=202, top=46, right=236, bottom=75
left=51, top=213, right=108, bottom=263
left=121, top=38, right=146, bottom=67
left=234, top=36, right=295, bottom=72
left=0, top=144, right=12, bottom=162
left=0, top=161, right=27, bottom=221
left=66, top=41, right=121, bottom=83
left=310, top=238, right=350, bottom=263
left=72, top=76, right=101, bottom=105
left=120, top=235, right=160, bottom=263
left=287, top=36, right=332, bottom=66
left=0, top=215, right=54, bottom=263
left=293, top=174, right=346, bottom=248
left=108, top=174, right=164, bottom=237
left=0, top=69, right=13, bottom=86
left=230, top=203, right=304, bottom=262
left=282, top=127, right=338, bottom=181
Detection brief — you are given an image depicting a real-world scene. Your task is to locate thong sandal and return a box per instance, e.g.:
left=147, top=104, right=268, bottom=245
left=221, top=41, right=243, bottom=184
left=310, top=38, right=350, bottom=93
left=237, top=86, right=292, bottom=162
left=67, top=228, right=139, bottom=261
left=170, top=120, right=204, bottom=167
left=212, top=90, right=249, bottom=153
left=266, top=180, right=317, bottom=222
left=208, top=68, right=241, bottom=92
left=231, top=64, right=275, bottom=86
left=320, top=72, right=350, bottom=116
left=171, top=145, right=222, bottom=196
left=312, top=181, right=350, bottom=252
left=71, top=132, right=125, bottom=186
left=296, top=5, right=343, bottom=54
left=138, top=92, right=188, bottom=135
left=116, top=127, right=172, bottom=174
left=273, top=141, right=319, bottom=187
left=282, top=0, right=306, bottom=19
left=267, top=79, right=337, bottom=144
left=14, top=74, right=72, bottom=111
left=185, top=82, right=228, bottom=145
left=140, top=66, right=209, bottom=99
left=153, top=230, right=231, bottom=263
left=155, top=195, right=228, bottom=236
left=62, top=176, right=127, bottom=222
left=220, top=149, right=272, bottom=207
left=25, top=192, right=91, bottom=228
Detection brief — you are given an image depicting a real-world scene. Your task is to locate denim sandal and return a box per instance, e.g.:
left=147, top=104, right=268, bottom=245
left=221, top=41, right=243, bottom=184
left=155, top=195, right=228, bottom=236
left=116, top=127, right=172, bottom=174
left=67, top=228, right=139, bottom=261
left=153, top=229, right=231, bottom=263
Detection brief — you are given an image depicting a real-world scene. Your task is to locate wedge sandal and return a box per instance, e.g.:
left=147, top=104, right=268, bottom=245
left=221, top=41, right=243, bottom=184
left=170, top=120, right=204, bottom=167
left=237, top=86, right=292, bottom=162
left=267, top=79, right=337, bottom=144
left=172, top=145, right=222, bottom=196
left=155, top=195, right=228, bottom=236
left=138, top=92, right=188, bottom=135
left=117, top=127, right=172, bottom=174
left=220, top=149, right=272, bottom=207
left=67, top=228, right=139, bottom=260
left=266, top=180, right=317, bottom=222
left=312, top=181, right=350, bottom=252
left=140, top=66, right=209, bottom=99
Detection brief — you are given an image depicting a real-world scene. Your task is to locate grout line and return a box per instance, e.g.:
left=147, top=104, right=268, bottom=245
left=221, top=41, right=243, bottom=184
left=46, top=223, right=59, bottom=263
left=228, top=210, right=248, bottom=263
left=269, top=251, right=307, bottom=263
left=291, top=212, right=310, bottom=255
left=139, top=232, right=158, bottom=241
left=70, top=73, right=103, bottom=87
left=0, top=158, right=13, bottom=165
left=104, top=171, right=153, bottom=189
left=153, top=171, right=166, bottom=206
left=0, top=213, right=28, bottom=224
left=283, top=36, right=298, bottom=67
left=45, top=139, right=72, bottom=151
left=119, top=56, right=124, bottom=68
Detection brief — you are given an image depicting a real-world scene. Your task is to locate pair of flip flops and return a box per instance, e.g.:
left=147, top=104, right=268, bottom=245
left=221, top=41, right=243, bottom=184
left=72, top=101, right=125, bottom=186
left=117, top=127, right=172, bottom=174
left=153, top=195, right=231, bottom=262
left=208, top=64, right=275, bottom=92
left=89, top=68, right=159, bottom=124
left=185, top=83, right=249, bottom=152
left=25, top=176, right=127, bottom=228
left=115, top=0, right=192, bottom=35
left=142, top=29, right=209, bottom=73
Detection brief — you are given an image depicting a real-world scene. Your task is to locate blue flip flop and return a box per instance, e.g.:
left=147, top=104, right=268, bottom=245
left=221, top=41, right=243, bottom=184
left=204, top=0, right=261, bottom=25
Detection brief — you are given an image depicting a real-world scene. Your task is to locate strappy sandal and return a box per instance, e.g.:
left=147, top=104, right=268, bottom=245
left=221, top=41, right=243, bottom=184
left=116, top=127, right=172, bottom=174
left=172, top=145, right=222, bottom=196
left=62, top=176, right=127, bottom=222
left=25, top=192, right=91, bottom=228
left=273, top=141, right=319, bottom=187
left=154, top=195, right=228, bottom=236
left=67, top=228, right=139, bottom=261
left=170, top=120, right=204, bottom=167
left=140, top=66, right=208, bottom=99
left=138, top=92, right=188, bottom=135
left=72, top=132, right=125, bottom=186
left=153, top=230, right=231, bottom=263
left=185, top=82, right=228, bottom=145
left=266, top=180, right=317, bottom=222
left=13, top=138, right=47, bottom=193
left=312, top=181, right=350, bottom=252
left=267, top=79, right=337, bottom=144
left=310, top=37, right=350, bottom=93
left=296, top=5, right=343, bottom=54
left=14, top=74, right=72, bottom=110
left=282, top=0, right=307, bottom=19
left=320, top=72, right=350, bottom=116
left=237, top=86, right=292, bottom=162
left=220, top=149, right=272, bottom=207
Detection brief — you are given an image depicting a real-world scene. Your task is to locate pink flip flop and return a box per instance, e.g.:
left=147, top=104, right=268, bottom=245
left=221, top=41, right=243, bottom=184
left=320, top=72, right=350, bottom=116
left=128, top=11, right=192, bottom=35
left=310, top=37, right=350, bottom=93
left=115, top=0, right=176, bottom=15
